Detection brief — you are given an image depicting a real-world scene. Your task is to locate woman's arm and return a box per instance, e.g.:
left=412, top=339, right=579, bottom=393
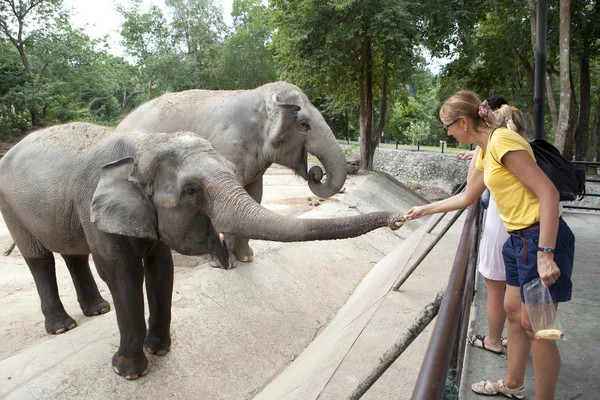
left=502, top=150, right=561, bottom=286
left=404, top=149, right=486, bottom=220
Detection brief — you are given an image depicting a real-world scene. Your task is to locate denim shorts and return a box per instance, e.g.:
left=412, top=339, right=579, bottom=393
left=502, top=217, right=575, bottom=303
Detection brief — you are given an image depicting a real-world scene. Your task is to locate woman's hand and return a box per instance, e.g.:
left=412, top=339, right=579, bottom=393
left=404, top=206, right=427, bottom=220
left=456, top=151, right=474, bottom=161
left=537, top=252, right=561, bottom=287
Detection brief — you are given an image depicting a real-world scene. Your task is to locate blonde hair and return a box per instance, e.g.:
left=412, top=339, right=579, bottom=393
left=441, top=90, right=529, bottom=139
left=486, top=104, right=529, bottom=139
left=439, top=90, right=483, bottom=126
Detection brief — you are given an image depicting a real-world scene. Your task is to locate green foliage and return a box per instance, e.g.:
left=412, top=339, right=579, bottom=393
left=343, top=143, right=357, bottom=156
left=207, top=0, right=276, bottom=89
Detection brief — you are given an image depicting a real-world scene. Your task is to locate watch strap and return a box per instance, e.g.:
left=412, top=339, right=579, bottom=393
left=537, top=247, right=554, bottom=254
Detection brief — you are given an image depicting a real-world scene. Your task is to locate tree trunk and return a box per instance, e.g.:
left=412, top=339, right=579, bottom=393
left=545, top=74, right=559, bottom=138
left=358, top=26, right=375, bottom=171
left=148, top=77, right=153, bottom=101
left=375, top=56, right=389, bottom=142
left=575, top=51, right=590, bottom=160
left=593, top=95, right=600, bottom=161
left=528, top=0, right=559, bottom=138
left=556, top=0, right=576, bottom=154
left=122, top=87, right=127, bottom=115
left=510, top=46, right=535, bottom=123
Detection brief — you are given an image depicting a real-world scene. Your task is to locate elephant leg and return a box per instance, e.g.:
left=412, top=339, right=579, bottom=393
left=91, top=247, right=147, bottom=380
left=0, top=210, right=76, bottom=334
left=143, top=242, right=173, bottom=356
left=25, top=253, right=77, bottom=334
left=61, top=254, right=110, bottom=317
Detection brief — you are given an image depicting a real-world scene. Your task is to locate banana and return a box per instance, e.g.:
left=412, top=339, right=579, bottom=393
left=535, top=328, right=564, bottom=340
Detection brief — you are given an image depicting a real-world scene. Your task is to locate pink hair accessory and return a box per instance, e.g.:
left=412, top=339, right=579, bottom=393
left=478, top=100, right=491, bottom=120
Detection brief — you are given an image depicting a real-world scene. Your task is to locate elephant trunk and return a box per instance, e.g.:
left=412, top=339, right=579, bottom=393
left=306, top=124, right=348, bottom=198
left=206, top=184, right=404, bottom=242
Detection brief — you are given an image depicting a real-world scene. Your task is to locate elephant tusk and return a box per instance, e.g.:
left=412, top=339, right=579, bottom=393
left=219, top=232, right=225, bottom=241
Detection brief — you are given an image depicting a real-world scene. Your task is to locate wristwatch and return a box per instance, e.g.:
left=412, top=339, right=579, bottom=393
left=537, top=247, right=554, bottom=254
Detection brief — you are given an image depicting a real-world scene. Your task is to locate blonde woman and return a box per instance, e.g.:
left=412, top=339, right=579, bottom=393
left=405, top=91, right=574, bottom=399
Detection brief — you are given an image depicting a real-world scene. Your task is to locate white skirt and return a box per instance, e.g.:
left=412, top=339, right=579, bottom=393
left=478, top=196, right=509, bottom=281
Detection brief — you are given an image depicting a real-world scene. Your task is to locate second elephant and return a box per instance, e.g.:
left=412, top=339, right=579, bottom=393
left=116, top=81, right=347, bottom=268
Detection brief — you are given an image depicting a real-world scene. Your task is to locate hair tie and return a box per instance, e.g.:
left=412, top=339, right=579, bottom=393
left=509, top=105, right=518, bottom=111
left=478, top=100, right=491, bottom=120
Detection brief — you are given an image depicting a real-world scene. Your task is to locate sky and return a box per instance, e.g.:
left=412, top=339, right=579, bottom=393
left=63, top=0, right=235, bottom=57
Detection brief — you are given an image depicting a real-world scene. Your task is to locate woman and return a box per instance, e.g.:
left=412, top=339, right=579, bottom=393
left=458, top=96, right=525, bottom=356
left=404, top=91, right=575, bottom=399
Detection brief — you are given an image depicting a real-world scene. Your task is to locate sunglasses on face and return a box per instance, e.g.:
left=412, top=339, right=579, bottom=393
left=444, top=118, right=460, bottom=132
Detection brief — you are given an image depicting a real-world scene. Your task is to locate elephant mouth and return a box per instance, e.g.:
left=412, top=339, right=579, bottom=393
left=295, top=147, right=309, bottom=180
left=207, top=220, right=229, bottom=268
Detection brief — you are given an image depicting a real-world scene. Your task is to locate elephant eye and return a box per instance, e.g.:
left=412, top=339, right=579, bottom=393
left=182, top=184, right=200, bottom=196
left=298, top=121, right=311, bottom=131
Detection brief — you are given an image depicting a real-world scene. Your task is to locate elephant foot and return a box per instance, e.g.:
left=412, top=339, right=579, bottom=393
left=45, top=313, right=77, bottom=334
left=209, top=253, right=238, bottom=270
left=144, top=334, right=171, bottom=356
left=112, top=352, right=148, bottom=380
left=80, top=297, right=111, bottom=317
left=233, top=243, right=254, bottom=263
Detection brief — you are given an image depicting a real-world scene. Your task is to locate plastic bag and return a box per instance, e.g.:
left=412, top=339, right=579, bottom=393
left=523, top=278, right=565, bottom=340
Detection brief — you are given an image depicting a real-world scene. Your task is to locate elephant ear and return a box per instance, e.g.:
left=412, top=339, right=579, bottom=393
left=266, top=92, right=301, bottom=146
left=91, top=157, right=158, bottom=241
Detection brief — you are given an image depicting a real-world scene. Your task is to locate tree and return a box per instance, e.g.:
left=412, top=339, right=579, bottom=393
left=207, top=0, right=276, bottom=89
left=555, top=0, right=578, bottom=157
left=0, top=0, right=64, bottom=126
left=165, top=0, right=227, bottom=88
left=117, top=0, right=173, bottom=100
left=271, top=0, right=422, bottom=170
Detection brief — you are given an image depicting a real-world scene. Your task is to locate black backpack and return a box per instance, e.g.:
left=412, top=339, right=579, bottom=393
left=529, top=139, right=586, bottom=202
left=490, top=131, right=586, bottom=202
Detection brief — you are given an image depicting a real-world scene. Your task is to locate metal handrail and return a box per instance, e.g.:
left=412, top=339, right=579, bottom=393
left=410, top=201, right=481, bottom=399
left=564, top=160, right=600, bottom=211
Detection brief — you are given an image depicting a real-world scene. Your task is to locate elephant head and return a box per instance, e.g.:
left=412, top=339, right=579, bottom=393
left=263, top=82, right=347, bottom=198
left=91, top=132, right=403, bottom=267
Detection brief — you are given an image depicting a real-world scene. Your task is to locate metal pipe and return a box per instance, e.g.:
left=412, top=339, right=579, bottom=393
left=410, top=201, right=480, bottom=400
left=427, top=181, right=467, bottom=234
left=393, top=208, right=466, bottom=291
left=533, top=0, right=548, bottom=140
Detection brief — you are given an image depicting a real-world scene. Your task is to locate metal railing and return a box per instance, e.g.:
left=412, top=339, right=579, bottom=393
left=564, top=161, right=600, bottom=211
left=410, top=201, right=482, bottom=399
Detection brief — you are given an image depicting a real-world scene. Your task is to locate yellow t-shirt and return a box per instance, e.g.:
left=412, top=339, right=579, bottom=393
left=475, top=128, right=540, bottom=231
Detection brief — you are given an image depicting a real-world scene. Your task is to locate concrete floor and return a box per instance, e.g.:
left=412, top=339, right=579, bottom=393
left=460, top=211, right=600, bottom=400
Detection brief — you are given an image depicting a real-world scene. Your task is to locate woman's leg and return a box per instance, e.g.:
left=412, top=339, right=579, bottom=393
left=522, top=302, right=561, bottom=400
left=503, top=285, right=529, bottom=389
left=484, top=278, right=506, bottom=351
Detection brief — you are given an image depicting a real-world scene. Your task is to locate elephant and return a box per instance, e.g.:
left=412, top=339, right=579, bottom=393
left=0, top=122, right=405, bottom=379
left=116, top=81, right=346, bottom=268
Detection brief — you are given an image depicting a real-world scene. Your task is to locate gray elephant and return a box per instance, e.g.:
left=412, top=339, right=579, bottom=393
left=0, top=122, right=404, bottom=379
left=116, top=81, right=346, bottom=268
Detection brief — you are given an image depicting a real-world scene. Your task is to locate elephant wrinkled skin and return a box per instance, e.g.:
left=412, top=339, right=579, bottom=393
left=116, top=81, right=347, bottom=268
left=0, top=122, right=404, bottom=379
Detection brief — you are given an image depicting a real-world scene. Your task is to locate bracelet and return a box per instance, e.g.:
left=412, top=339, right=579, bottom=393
left=537, top=247, right=554, bottom=254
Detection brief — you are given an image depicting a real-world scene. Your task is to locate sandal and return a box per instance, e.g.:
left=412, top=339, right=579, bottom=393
left=471, top=378, right=525, bottom=399
left=468, top=334, right=504, bottom=355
